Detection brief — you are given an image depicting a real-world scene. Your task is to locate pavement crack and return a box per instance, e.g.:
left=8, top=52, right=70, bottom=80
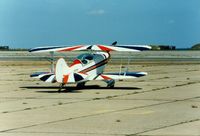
left=2, top=81, right=200, bottom=115
left=1, top=95, right=200, bottom=133
left=128, top=119, right=200, bottom=136
left=5, top=131, right=125, bottom=136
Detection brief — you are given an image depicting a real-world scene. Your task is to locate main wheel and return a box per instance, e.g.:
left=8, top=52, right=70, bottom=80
left=76, top=82, right=86, bottom=88
left=106, top=80, right=115, bottom=88
left=58, top=83, right=64, bottom=92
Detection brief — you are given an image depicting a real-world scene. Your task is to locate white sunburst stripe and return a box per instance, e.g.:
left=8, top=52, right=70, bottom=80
left=45, top=75, right=56, bottom=83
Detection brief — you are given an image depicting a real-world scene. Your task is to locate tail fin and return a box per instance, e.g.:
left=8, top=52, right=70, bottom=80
left=55, top=58, right=70, bottom=83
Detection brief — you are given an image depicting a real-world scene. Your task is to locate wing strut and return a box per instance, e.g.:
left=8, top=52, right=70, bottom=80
left=50, top=51, right=54, bottom=72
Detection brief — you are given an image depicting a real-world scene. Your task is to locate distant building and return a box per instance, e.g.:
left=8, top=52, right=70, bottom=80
left=0, top=46, right=9, bottom=50
left=158, top=45, right=176, bottom=50
left=150, top=45, right=176, bottom=50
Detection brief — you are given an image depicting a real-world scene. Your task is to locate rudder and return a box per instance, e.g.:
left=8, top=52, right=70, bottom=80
left=55, top=58, right=70, bottom=83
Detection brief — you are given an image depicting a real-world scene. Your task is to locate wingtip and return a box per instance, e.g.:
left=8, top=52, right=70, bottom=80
left=139, top=72, right=148, bottom=76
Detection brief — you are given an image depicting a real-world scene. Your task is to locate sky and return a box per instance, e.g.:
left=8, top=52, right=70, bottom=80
left=0, top=0, right=200, bottom=48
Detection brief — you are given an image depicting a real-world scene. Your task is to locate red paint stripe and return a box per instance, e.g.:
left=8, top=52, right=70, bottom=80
left=101, top=75, right=112, bottom=80
left=63, top=75, right=69, bottom=84
left=59, top=45, right=83, bottom=52
left=84, top=59, right=107, bottom=72
left=98, top=45, right=114, bottom=52
left=80, top=59, right=108, bottom=73
left=78, top=72, right=87, bottom=75
left=70, top=59, right=81, bottom=67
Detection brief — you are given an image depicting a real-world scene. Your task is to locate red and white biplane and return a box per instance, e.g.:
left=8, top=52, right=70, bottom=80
left=29, top=42, right=151, bottom=91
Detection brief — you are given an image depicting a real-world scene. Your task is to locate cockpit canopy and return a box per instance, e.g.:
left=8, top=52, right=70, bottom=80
left=77, top=53, right=94, bottom=64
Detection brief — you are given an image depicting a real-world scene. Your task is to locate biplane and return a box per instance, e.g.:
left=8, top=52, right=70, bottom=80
left=29, top=42, right=151, bottom=91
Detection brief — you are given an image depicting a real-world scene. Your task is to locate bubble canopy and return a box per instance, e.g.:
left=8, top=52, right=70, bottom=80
left=76, top=53, right=94, bottom=64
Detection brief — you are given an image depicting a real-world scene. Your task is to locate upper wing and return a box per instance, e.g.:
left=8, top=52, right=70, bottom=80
left=95, top=72, right=147, bottom=81
left=29, top=44, right=151, bottom=53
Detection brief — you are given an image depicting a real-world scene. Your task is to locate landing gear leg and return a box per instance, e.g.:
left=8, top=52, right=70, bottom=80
left=58, top=83, right=64, bottom=92
left=106, top=80, right=115, bottom=88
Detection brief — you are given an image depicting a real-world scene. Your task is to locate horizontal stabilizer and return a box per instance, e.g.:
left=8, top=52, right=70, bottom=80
left=30, top=72, right=56, bottom=83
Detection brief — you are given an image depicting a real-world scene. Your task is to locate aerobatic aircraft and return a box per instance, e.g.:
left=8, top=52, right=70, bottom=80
left=29, top=42, right=151, bottom=91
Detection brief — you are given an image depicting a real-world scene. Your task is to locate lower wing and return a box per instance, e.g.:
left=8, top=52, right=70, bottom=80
left=95, top=72, right=147, bottom=80
left=30, top=71, right=147, bottom=83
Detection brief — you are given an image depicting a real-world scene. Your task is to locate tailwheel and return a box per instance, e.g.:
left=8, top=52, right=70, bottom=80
left=76, top=82, right=86, bottom=88
left=58, top=83, right=65, bottom=92
left=106, top=79, right=115, bottom=88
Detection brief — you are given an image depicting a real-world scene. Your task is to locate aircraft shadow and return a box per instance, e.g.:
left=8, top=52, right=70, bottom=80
left=20, top=85, right=141, bottom=93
